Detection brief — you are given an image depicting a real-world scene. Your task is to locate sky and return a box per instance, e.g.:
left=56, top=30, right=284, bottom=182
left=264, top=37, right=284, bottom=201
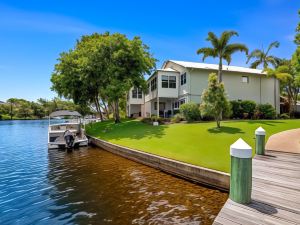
left=0, top=0, right=299, bottom=101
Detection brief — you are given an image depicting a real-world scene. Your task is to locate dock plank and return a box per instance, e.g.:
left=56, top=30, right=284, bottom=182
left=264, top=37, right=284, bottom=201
left=213, top=151, right=300, bottom=225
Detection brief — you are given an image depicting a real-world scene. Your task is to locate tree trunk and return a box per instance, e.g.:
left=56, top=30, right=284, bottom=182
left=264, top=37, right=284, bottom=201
left=95, top=97, right=103, bottom=121
left=102, top=99, right=109, bottom=119
left=10, top=102, right=13, bottom=120
left=114, top=99, right=121, bottom=123
left=218, top=57, right=223, bottom=83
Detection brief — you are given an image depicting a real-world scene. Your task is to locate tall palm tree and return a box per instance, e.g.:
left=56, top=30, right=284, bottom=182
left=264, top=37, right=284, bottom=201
left=247, top=41, right=281, bottom=113
left=246, top=41, right=281, bottom=69
left=197, top=31, right=248, bottom=83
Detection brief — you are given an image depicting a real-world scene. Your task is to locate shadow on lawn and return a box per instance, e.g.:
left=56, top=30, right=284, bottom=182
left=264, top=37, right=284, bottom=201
left=208, top=126, right=245, bottom=134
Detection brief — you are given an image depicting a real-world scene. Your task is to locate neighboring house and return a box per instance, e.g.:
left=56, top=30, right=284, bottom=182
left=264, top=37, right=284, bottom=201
left=127, top=60, right=280, bottom=118
left=0, top=101, right=5, bottom=104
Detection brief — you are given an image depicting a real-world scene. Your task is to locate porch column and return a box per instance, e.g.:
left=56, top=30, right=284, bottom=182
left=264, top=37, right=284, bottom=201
left=157, top=97, right=159, bottom=117
left=128, top=105, right=131, bottom=118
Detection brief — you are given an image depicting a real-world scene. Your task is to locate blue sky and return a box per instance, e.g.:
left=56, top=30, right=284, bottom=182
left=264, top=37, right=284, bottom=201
left=0, top=0, right=299, bottom=101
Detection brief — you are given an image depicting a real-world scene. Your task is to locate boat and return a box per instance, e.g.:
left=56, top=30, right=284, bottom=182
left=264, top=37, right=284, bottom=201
left=48, top=110, right=89, bottom=149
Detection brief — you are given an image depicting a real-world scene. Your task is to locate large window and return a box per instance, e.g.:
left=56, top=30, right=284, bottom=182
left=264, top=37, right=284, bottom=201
left=180, top=73, right=186, bottom=85
left=132, top=88, right=142, bottom=99
left=161, top=75, right=176, bottom=89
left=151, top=77, right=157, bottom=91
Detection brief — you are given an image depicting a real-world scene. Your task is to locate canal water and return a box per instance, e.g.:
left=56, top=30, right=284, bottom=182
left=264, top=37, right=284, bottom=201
left=0, top=120, right=228, bottom=225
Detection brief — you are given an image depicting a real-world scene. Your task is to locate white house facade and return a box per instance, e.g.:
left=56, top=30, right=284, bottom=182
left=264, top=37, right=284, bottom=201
left=127, top=60, right=280, bottom=118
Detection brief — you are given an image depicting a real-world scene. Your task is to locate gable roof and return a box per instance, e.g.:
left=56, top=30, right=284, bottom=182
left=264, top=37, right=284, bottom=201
left=165, top=60, right=265, bottom=75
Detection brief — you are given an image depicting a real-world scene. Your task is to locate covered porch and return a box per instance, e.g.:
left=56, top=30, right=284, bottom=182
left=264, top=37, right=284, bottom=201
left=146, top=97, right=183, bottom=118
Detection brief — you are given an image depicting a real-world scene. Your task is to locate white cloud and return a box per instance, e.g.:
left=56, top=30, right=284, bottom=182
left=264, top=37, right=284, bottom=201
left=0, top=5, right=102, bottom=34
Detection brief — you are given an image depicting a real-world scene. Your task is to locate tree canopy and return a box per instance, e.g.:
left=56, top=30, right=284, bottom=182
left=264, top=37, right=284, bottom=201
left=51, top=32, right=156, bottom=123
left=197, top=31, right=248, bottom=83
left=246, top=41, right=281, bottom=69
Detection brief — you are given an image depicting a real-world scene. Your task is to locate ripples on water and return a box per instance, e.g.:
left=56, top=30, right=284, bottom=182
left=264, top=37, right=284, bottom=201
left=0, top=120, right=228, bottom=225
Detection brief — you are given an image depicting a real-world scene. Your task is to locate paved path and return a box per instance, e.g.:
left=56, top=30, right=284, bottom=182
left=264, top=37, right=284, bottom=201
left=265, top=128, right=300, bottom=154
left=213, top=150, right=300, bottom=225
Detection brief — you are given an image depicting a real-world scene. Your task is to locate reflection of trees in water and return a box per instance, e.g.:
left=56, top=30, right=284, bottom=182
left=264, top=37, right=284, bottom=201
left=46, top=147, right=228, bottom=225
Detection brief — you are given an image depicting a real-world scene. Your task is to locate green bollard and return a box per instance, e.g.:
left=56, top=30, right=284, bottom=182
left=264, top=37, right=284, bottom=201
left=255, top=127, right=266, bottom=155
left=230, top=138, right=252, bottom=204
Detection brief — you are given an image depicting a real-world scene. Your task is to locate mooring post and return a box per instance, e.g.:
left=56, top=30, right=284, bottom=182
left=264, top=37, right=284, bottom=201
left=255, top=127, right=266, bottom=155
left=230, top=138, right=252, bottom=204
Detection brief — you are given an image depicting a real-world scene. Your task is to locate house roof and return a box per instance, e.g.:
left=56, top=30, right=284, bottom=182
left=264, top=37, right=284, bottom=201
left=165, top=60, right=265, bottom=75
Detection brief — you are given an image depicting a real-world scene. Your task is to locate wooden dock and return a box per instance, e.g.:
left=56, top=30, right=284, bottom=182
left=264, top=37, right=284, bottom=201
left=214, top=150, right=300, bottom=225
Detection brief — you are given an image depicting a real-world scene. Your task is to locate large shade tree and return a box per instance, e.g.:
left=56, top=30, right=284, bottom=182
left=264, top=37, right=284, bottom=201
left=246, top=41, right=281, bottom=69
left=197, top=31, right=248, bottom=83
left=51, top=32, right=156, bottom=123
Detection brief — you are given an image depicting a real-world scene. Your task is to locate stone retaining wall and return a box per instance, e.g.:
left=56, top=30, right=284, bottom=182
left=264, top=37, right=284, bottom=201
left=89, top=136, right=230, bottom=191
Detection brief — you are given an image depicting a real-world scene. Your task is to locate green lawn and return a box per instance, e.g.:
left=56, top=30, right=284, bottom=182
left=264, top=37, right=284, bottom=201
left=86, top=119, right=300, bottom=173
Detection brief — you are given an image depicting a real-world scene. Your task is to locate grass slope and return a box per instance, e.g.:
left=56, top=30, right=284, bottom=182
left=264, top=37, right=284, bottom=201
left=86, top=119, right=300, bottom=173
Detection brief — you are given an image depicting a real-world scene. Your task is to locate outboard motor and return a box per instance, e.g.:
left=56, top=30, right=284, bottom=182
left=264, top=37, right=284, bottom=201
left=64, top=130, right=74, bottom=149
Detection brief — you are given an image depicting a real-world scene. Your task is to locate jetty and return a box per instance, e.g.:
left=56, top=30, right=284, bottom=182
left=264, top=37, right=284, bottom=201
left=214, top=150, right=300, bottom=224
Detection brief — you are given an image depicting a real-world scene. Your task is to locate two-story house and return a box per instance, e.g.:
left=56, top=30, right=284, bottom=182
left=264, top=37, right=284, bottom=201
left=127, top=60, right=280, bottom=118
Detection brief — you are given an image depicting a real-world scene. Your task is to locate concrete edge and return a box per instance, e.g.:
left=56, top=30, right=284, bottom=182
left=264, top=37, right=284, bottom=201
left=88, top=136, right=230, bottom=191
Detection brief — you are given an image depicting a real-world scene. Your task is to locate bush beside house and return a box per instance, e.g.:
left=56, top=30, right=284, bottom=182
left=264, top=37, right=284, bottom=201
left=179, top=103, right=201, bottom=122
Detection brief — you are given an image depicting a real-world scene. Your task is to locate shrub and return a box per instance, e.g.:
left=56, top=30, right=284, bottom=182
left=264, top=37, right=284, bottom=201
left=171, top=113, right=182, bottom=123
left=279, top=113, right=290, bottom=119
left=179, top=103, right=201, bottom=122
left=240, top=100, right=256, bottom=118
left=141, top=117, right=152, bottom=124
left=150, top=115, right=167, bottom=124
left=254, top=104, right=276, bottom=119
left=230, top=100, right=243, bottom=118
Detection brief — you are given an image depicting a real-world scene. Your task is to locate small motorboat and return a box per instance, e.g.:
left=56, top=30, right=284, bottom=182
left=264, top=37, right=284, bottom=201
left=48, top=110, right=88, bottom=149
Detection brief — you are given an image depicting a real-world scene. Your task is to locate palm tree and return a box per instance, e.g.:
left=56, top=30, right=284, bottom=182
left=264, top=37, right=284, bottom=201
left=247, top=41, right=281, bottom=113
left=246, top=41, right=281, bottom=69
left=197, top=31, right=248, bottom=83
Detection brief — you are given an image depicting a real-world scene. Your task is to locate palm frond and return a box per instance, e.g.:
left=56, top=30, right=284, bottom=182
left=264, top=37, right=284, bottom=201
left=223, top=54, right=232, bottom=65
left=220, top=30, right=239, bottom=48
left=250, top=60, right=262, bottom=69
left=224, top=43, right=248, bottom=57
left=266, top=41, right=280, bottom=55
left=196, top=47, right=218, bottom=61
left=206, top=32, right=220, bottom=49
left=246, top=49, right=264, bottom=64
left=265, top=55, right=280, bottom=68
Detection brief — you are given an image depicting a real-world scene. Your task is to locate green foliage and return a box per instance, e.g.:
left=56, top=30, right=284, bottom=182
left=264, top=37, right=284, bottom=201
left=179, top=103, right=201, bottom=122
left=295, top=10, right=300, bottom=45
left=254, top=104, right=276, bottom=119
left=171, top=113, right=182, bottom=123
left=240, top=100, right=256, bottom=118
left=0, top=98, right=91, bottom=120
left=247, top=41, right=280, bottom=69
left=279, top=113, right=290, bottom=119
left=200, top=73, right=231, bottom=127
left=197, top=31, right=248, bottom=82
left=230, top=100, right=243, bottom=118
left=51, top=32, right=156, bottom=123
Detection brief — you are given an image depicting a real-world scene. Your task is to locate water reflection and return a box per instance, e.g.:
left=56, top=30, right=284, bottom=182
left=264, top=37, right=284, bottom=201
left=47, top=147, right=227, bottom=225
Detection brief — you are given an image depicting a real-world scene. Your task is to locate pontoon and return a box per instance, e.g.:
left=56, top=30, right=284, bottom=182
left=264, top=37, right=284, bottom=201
left=48, top=110, right=88, bottom=149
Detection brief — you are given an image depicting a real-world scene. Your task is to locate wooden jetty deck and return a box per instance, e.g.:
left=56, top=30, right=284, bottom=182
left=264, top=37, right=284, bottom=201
left=214, top=150, right=300, bottom=225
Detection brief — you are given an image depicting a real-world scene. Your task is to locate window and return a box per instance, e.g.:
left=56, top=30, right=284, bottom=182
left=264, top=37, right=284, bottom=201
left=137, top=89, right=142, bottom=99
left=132, top=88, right=143, bottom=99
left=161, top=75, right=176, bottom=89
left=132, top=88, right=137, bottom=98
left=169, top=76, right=176, bottom=88
left=172, top=98, right=186, bottom=109
left=242, top=76, right=249, bottom=83
left=180, top=73, right=186, bottom=85
left=162, top=75, right=168, bottom=88
left=151, top=77, right=157, bottom=91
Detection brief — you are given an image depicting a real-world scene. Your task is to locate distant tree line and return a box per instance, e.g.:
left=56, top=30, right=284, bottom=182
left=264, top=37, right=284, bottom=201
left=0, top=98, right=92, bottom=120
